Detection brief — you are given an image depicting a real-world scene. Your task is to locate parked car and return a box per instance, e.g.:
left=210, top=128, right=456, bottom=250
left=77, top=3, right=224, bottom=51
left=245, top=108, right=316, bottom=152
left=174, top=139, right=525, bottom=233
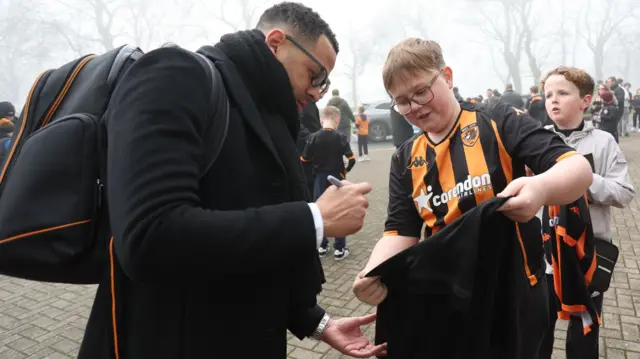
left=360, top=100, right=393, bottom=142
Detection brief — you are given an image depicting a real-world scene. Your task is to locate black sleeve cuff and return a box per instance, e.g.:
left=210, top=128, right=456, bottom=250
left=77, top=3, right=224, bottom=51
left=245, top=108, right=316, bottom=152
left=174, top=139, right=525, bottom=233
left=288, top=304, right=326, bottom=340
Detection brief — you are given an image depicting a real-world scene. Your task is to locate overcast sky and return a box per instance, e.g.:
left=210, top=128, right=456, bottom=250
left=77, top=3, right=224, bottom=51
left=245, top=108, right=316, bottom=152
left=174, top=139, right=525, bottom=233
left=2, top=0, right=639, bottom=109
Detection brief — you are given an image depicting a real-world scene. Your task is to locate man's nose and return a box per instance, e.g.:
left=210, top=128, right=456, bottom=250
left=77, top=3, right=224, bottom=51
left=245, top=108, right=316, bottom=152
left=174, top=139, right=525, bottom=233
left=307, top=87, right=321, bottom=102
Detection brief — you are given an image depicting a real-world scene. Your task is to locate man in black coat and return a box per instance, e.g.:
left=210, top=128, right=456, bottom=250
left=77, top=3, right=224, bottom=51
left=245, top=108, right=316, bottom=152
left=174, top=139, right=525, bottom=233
left=607, top=76, right=626, bottom=136
left=390, top=106, right=414, bottom=148
left=299, top=101, right=323, bottom=195
left=79, top=3, right=385, bottom=359
left=500, top=83, right=525, bottom=110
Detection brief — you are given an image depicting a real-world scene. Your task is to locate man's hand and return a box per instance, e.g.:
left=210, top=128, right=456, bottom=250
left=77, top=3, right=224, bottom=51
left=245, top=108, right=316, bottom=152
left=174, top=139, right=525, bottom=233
left=497, top=176, right=547, bottom=222
left=353, top=271, right=388, bottom=306
left=316, top=181, right=372, bottom=238
left=320, top=313, right=387, bottom=358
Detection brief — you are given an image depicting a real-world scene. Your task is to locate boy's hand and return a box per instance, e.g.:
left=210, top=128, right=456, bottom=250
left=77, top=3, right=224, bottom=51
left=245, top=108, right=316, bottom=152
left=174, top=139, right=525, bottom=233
left=497, top=176, right=546, bottom=222
left=353, top=270, right=387, bottom=305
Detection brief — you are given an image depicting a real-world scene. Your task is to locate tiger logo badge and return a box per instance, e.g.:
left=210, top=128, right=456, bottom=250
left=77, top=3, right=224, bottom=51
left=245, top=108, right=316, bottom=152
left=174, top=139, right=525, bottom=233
left=461, top=124, right=479, bottom=147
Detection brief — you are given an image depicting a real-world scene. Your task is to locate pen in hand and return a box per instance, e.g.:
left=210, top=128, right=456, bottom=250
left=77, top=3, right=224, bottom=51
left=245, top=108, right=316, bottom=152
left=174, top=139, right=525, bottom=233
left=327, top=175, right=344, bottom=188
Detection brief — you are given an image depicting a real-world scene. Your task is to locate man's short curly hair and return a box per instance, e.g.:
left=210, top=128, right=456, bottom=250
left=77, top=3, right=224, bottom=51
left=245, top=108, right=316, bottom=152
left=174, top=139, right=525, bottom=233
left=541, top=66, right=595, bottom=98
left=257, top=2, right=339, bottom=54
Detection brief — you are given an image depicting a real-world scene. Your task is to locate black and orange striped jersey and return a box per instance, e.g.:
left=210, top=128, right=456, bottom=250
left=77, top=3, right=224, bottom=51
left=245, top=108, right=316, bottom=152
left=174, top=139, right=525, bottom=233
left=542, top=196, right=601, bottom=334
left=384, top=102, right=579, bottom=284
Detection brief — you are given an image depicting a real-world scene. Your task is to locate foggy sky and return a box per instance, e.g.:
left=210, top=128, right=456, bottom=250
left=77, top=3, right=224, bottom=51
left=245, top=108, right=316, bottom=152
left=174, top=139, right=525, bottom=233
left=2, top=0, right=639, bottom=109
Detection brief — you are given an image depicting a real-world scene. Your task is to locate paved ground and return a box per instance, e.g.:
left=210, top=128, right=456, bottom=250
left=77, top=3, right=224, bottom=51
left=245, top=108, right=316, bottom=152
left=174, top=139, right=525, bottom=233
left=0, top=135, right=639, bottom=359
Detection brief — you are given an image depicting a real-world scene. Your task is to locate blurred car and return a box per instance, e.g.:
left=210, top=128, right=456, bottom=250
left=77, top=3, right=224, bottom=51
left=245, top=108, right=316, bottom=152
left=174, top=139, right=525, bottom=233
left=359, top=100, right=393, bottom=142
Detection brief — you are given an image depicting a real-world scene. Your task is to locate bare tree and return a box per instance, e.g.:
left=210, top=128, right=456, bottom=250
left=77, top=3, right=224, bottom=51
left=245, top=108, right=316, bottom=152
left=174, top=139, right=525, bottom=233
left=582, top=0, right=639, bottom=81
left=199, top=0, right=267, bottom=35
left=399, top=0, right=430, bottom=38
left=343, top=32, right=375, bottom=106
left=477, top=0, right=525, bottom=92
left=122, top=0, right=171, bottom=49
left=342, top=16, right=392, bottom=105
left=0, top=0, right=55, bottom=104
left=43, top=0, right=120, bottom=52
left=513, top=0, right=547, bottom=85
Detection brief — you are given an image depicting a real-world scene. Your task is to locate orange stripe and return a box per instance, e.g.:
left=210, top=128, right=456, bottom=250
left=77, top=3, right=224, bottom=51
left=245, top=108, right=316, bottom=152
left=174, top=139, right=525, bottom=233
left=432, top=139, right=462, bottom=225
left=410, top=135, right=435, bottom=229
left=383, top=230, right=399, bottom=236
left=0, top=71, right=46, bottom=185
left=575, top=230, right=586, bottom=259
left=347, top=156, right=355, bottom=160
left=490, top=120, right=512, bottom=183
left=460, top=112, right=494, bottom=205
left=584, top=247, right=597, bottom=286
left=515, top=222, right=538, bottom=286
left=110, top=237, right=120, bottom=359
left=0, top=219, right=92, bottom=244
left=40, top=55, right=96, bottom=128
left=556, top=151, right=578, bottom=163
left=300, top=156, right=309, bottom=163
left=561, top=303, right=587, bottom=312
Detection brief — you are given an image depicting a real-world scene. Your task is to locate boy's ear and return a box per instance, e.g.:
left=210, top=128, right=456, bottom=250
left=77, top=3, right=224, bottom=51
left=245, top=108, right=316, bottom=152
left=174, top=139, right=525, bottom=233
left=581, top=94, right=593, bottom=110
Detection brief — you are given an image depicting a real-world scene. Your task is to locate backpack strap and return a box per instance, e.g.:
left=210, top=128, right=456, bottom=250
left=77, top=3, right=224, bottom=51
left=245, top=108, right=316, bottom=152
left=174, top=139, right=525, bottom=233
left=194, top=53, right=230, bottom=179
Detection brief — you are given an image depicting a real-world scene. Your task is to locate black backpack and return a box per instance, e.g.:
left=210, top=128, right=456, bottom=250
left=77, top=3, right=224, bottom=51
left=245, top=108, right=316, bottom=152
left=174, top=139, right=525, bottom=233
left=0, top=45, right=229, bottom=284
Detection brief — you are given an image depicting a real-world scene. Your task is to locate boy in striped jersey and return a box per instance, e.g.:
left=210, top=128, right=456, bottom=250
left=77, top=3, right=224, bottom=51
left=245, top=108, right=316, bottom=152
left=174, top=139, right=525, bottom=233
left=352, top=38, right=594, bottom=357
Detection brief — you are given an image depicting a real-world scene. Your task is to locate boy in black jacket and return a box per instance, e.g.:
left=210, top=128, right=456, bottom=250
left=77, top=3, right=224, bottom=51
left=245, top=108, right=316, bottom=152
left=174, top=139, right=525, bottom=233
left=302, top=105, right=356, bottom=260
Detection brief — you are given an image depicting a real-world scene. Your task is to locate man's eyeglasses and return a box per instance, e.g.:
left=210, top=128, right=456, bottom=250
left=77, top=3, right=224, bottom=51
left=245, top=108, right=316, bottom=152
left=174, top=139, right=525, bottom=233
left=392, top=69, right=443, bottom=115
left=285, top=35, right=329, bottom=93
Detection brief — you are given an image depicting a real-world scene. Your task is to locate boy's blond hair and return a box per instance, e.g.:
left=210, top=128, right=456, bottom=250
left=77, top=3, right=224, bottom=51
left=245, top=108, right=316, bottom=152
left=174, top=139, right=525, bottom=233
left=321, top=105, right=340, bottom=128
left=357, top=104, right=366, bottom=113
left=383, top=38, right=446, bottom=93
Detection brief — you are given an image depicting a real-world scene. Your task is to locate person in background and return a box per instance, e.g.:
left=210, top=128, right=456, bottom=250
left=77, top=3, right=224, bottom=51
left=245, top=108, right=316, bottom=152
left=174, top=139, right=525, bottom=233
left=298, top=101, right=323, bottom=195
left=355, top=104, right=370, bottom=162
left=0, top=102, right=16, bottom=123
left=501, top=83, right=525, bottom=109
left=631, top=89, right=640, bottom=132
left=453, top=86, right=463, bottom=102
left=390, top=105, right=414, bottom=149
left=0, top=118, right=15, bottom=163
left=539, top=65, right=635, bottom=359
left=526, top=85, right=549, bottom=126
left=607, top=76, right=626, bottom=138
left=327, top=89, right=355, bottom=140
left=301, top=105, right=356, bottom=260
left=591, top=84, right=619, bottom=142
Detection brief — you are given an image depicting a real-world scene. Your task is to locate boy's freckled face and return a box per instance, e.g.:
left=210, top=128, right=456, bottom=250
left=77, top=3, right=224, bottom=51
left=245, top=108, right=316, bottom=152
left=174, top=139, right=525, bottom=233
left=544, top=75, right=589, bottom=126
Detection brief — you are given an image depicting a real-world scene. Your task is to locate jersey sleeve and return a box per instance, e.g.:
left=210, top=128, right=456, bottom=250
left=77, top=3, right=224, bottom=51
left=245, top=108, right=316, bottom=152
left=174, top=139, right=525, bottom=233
left=300, top=134, right=314, bottom=163
left=491, top=102, right=578, bottom=174
left=383, top=150, right=423, bottom=238
left=342, top=135, right=354, bottom=159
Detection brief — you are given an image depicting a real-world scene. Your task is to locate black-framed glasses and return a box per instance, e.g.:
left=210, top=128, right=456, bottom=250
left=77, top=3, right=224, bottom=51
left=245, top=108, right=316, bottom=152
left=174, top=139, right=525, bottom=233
left=392, top=69, right=443, bottom=115
left=285, top=35, right=329, bottom=93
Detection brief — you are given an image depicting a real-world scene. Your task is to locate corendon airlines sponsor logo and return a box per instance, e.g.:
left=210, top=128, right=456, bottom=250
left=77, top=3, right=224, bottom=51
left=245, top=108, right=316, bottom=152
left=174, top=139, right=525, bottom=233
left=414, top=174, right=493, bottom=213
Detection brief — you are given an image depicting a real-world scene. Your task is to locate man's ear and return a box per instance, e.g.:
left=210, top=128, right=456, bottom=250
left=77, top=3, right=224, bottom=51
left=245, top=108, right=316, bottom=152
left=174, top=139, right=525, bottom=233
left=264, top=29, right=286, bottom=55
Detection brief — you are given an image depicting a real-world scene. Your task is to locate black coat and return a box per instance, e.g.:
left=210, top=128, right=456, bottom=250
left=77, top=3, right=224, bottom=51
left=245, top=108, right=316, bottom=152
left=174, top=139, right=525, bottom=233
left=79, top=44, right=324, bottom=358
left=612, top=85, right=626, bottom=121
left=390, top=107, right=414, bottom=148
left=501, top=90, right=525, bottom=110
